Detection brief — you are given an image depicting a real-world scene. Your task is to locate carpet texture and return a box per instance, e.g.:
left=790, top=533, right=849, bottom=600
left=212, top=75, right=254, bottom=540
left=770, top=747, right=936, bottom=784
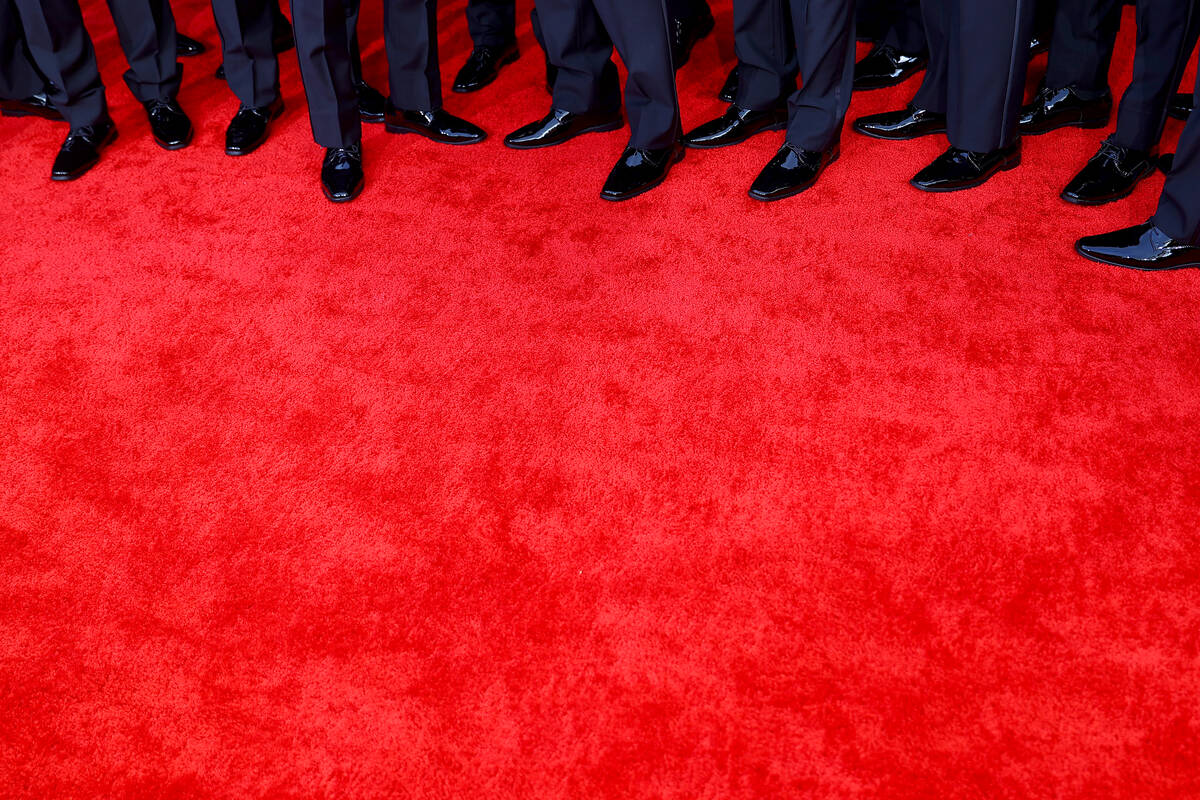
left=2, top=1, right=1199, bottom=798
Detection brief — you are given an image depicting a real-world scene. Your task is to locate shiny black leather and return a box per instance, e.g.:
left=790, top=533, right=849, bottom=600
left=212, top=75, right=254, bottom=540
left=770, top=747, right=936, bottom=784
left=1061, top=137, right=1156, bottom=206
left=748, top=142, right=839, bottom=202
left=225, top=98, right=285, bottom=156
left=1076, top=222, right=1200, bottom=271
left=321, top=144, right=363, bottom=204
left=600, top=144, right=684, bottom=201
left=144, top=99, right=193, bottom=150
left=176, top=33, right=205, bottom=57
left=911, top=143, right=1021, bottom=192
left=1169, top=92, right=1193, bottom=121
left=0, top=90, right=63, bottom=121
left=504, top=108, right=623, bottom=150
left=671, top=6, right=715, bottom=69
left=384, top=107, right=486, bottom=145
left=453, top=41, right=519, bottom=93
left=853, top=104, right=946, bottom=140
left=1019, top=85, right=1112, bottom=135
left=682, top=104, right=787, bottom=149
left=1159, top=153, right=1175, bottom=173
left=51, top=117, right=117, bottom=181
left=356, top=81, right=387, bottom=123
left=718, top=66, right=739, bottom=103
left=853, top=44, right=927, bottom=91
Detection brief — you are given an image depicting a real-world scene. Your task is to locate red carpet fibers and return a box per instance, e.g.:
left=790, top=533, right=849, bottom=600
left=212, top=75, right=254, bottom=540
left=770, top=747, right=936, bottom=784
left=2, top=2, right=1199, bottom=797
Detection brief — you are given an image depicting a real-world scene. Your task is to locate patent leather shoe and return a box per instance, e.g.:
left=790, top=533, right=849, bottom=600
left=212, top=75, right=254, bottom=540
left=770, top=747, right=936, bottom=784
left=671, top=5, right=715, bottom=69
left=143, top=98, right=193, bottom=150
left=384, top=107, right=486, bottom=145
left=1168, top=92, right=1193, bottom=121
left=453, top=41, right=519, bottom=93
left=505, top=108, right=623, bottom=149
left=1076, top=222, right=1200, bottom=271
left=683, top=103, right=787, bottom=149
left=748, top=142, right=839, bottom=201
left=1061, top=137, right=1156, bottom=206
left=321, top=144, right=363, bottom=203
left=853, top=103, right=946, bottom=140
left=853, top=44, right=927, bottom=90
left=600, top=144, right=684, bottom=201
left=718, top=66, right=739, bottom=103
left=1, top=89, right=63, bottom=121
left=176, top=33, right=205, bottom=57
left=911, top=143, right=1021, bottom=192
left=356, top=81, right=386, bottom=123
left=225, top=98, right=284, bottom=156
left=51, top=117, right=117, bottom=181
left=1019, top=85, right=1112, bottom=135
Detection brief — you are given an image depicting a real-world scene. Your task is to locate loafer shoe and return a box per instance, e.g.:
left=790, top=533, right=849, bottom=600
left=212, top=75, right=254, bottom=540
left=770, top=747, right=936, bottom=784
left=911, top=142, right=1021, bottom=192
left=1019, top=85, right=1112, bottom=135
left=505, top=108, right=623, bottom=149
left=1076, top=222, right=1200, bottom=271
left=384, top=106, right=486, bottom=145
left=683, top=103, right=788, bottom=149
left=853, top=103, right=946, bottom=140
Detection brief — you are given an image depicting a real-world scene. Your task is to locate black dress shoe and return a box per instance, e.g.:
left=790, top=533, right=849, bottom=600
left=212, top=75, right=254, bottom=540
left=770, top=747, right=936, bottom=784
left=1019, top=85, right=1112, bottom=135
left=384, top=106, right=486, bottom=145
left=321, top=144, right=363, bottom=203
left=853, top=103, right=946, bottom=140
left=51, top=117, right=117, bottom=181
left=682, top=104, right=787, bottom=149
left=1076, top=221, right=1200, bottom=271
left=911, top=143, right=1021, bottom=192
left=1028, top=34, right=1049, bottom=58
left=215, top=63, right=226, bottom=81
left=225, top=98, right=284, bottom=156
left=0, top=89, right=63, bottom=121
left=1061, top=137, right=1156, bottom=206
left=505, top=108, right=623, bottom=149
left=1168, top=92, right=1193, bottom=121
left=718, top=65, right=739, bottom=103
left=748, top=142, right=839, bottom=202
left=671, top=6, right=715, bottom=69
left=853, top=44, right=927, bottom=91
left=144, top=98, right=193, bottom=150
left=452, top=41, right=520, bottom=93
left=600, top=144, right=684, bottom=201
left=356, top=81, right=386, bottom=123
left=1159, top=153, right=1174, bottom=173
left=176, top=33, right=205, bottom=57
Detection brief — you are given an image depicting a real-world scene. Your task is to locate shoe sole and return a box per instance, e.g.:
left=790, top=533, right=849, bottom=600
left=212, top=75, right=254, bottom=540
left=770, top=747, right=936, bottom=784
left=910, top=152, right=1021, bottom=193
left=747, top=149, right=841, bottom=202
left=1074, top=243, right=1200, bottom=271
left=600, top=148, right=686, bottom=202
left=323, top=182, right=363, bottom=204
left=226, top=104, right=285, bottom=157
left=385, top=122, right=488, bottom=145
left=51, top=126, right=119, bottom=181
left=1060, top=165, right=1155, bottom=207
left=504, top=118, right=624, bottom=150
left=1019, top=116, right=1110, bottom=136
left=452, top=48, right=520, bottom=94
left=684, top=119, right=788, bottom=150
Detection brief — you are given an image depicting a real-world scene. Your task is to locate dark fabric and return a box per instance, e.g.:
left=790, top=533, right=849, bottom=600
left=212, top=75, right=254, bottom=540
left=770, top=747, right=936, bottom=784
left=537, top=0, right=679, bottom=150
left=104, top=0, right=181, bottom=102
left=733, top=0, right=797, bottom=111
left=1043, top=0, right=1123, bottom=94
left=11, top=0, right=107, bottom=126
left=913, top=0, right=1035, bottom=152
left=857, top=0, right=924, bottom=53
left=1154, top=57, right=1200, bottom=242
left=0, top=0, right=45, bottom=100
left=466, top=0, right=516, bottom=48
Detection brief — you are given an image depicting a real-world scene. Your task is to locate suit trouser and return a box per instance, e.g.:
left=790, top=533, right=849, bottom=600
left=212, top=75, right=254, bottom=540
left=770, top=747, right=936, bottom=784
left=214, top=0, right=365, bottom=110
left=468, top=0, right=711, bottom=51
left=911, top=0, right=1034, bottom=152
left=537, top=0, right=679, bottom=150
left=857, top=0, right=925, bottom=54
left=0, top=0, right=45, bottom=100
left=14, top=0, right=180, bottom=128
left=1155, top=65, right=1200, bottom=243
left=733, top=0, right=856, bottom=153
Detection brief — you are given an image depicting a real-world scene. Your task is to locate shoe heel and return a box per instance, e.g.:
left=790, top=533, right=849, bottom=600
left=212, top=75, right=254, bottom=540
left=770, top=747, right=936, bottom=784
left=1001, top=151, right=1021, bottom=172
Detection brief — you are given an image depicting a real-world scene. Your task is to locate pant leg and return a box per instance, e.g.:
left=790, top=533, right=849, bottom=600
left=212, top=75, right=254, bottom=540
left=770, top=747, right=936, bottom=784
left=1113, top=0, right=1200, bottom=152
left=881, top=0, right=926, bottom=54
left=212, top=0, right=279, bottom=108
left=106, top=0, right=182, bottom=102
left=12, top=0, right=107, bottom=127
left=593, top=0, right=679, bottom=149
left=466, top=0, right=516, bottom=47
left=1042, top=0, right=1121, bottom=93
left=783, top=0, right=855, bottom=152
left=1154, top=67, right=1200, bottom=243
left=538, top=0, right=622, bottom=117
left=946, top=0, right=1035, bottom=152
left=912, top=0, right=948, bottom=113
left=733, top=0, right=798, bottom=110
left=384, top=0, right=440, bottom=111
left=0, top=0, right=45, bottom=99
left=291, top=0, right=359, bottom=147
left=345, top=0, right=364, bottom=84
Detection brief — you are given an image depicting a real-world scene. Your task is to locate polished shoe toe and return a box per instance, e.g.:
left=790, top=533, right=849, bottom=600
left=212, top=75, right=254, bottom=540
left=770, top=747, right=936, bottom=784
left=51, top=117, right=117, bottom=181
left=682, top=103, right=787, bottom=149
left=144, top=99, right=193, bottom=150
left=356, top=81, right=387, bottom=123
left=176, top=33, right=205, bottom=57
left=504, top=108, right=623, bottom=149
left=910, top=143, right=1021, bottom=192
left=385, top=107, right=486, bottom=144
left=225, top=98, right=284, bottom=156
left=1019, top=85, right=1112, bottom=135
left=600, top=144, right=684, bottom=201
left=853, top=103, right=946, bottom=140
left=452, top=41, right=520, bottom=93
left=853, top=44, right=927, bottom=91
left=748, top=142, right=838, bottom=201
left=1076, top=221, right=1200, bottom=271
left=321, top=145, right=364, bottom=203
left=1060, top=137, right=1155, bottom=206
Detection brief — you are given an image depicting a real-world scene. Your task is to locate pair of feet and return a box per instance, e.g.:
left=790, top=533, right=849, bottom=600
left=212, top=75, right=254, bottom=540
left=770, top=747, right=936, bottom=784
left=225, top=81, right=387, bottom=157
left=50, top=99, right=192, bottom=181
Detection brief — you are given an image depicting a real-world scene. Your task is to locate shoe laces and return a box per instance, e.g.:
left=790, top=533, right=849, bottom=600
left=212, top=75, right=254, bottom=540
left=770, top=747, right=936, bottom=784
left=468, top=46, right=499, bottom=65
left=64, top=125, right=101, bottom=149
left=948, top=147, right=983, bottom=171
left=784, top=142, right=818, bottom=169
left=326, top=144, right=361, bottom=168
left=146, top=99, right=177, bottom=120
left=1093, top=137, right=1138, bottom=173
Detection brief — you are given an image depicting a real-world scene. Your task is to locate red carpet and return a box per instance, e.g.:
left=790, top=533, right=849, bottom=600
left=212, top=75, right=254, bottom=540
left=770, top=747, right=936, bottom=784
left=2, top=2, right=1199, bottom=797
